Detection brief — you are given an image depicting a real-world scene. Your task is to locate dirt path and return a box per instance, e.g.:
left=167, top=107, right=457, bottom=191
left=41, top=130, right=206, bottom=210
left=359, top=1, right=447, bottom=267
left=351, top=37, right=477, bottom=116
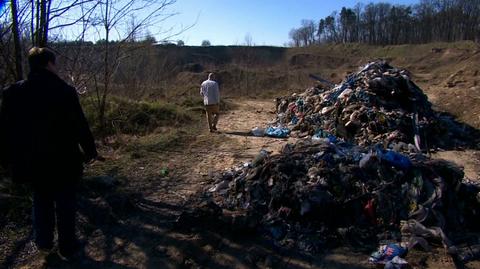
left=183, top=99, right=297, bottom=190
left=6, top=98, right=480, bottom=269
left=432, top=150, right=480, bottom=180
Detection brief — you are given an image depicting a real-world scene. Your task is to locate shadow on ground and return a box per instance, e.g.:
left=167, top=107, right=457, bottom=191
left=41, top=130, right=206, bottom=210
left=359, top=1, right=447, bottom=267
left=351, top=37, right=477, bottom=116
left=1, top=179, right=373, bottom=269
left=222, top=130, right=289, bottom=141
left=430, top=111, right=480, bottom=151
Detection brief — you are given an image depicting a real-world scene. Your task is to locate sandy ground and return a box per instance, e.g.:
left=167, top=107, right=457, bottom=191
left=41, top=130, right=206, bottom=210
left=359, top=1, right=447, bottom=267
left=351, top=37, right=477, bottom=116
left=432, top=150, right=480, bottom=180
left=3, top=98, right=480, bottom=269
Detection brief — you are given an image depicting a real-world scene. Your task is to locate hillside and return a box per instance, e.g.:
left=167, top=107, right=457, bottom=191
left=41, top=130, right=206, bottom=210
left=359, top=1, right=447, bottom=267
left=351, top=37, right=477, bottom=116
left=123, top=41, right=480, bottom=129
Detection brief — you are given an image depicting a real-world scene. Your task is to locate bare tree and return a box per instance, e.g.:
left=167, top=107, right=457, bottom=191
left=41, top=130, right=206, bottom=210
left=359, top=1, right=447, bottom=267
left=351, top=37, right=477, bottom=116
left=0, top=0, right=100, bottom=85
left=1, top=3, right=13, bottom=86
left=91, top=0, right=178, bottom=133
left=317, top=19, right=325, bottom=43
left=26, top=0, right=98, bottom=46
left=244, top=32, right=253, bottom=46
left=339, top=7, right=356, bottom=43
left=300, top=19, right=316, bottom=45
left=10, top=0, right=23, bottom=80
left=289, top=28, right=301, bottom=47
left=289, top=20, right=317, bottom=47
left=324, top=15, right=337, bottom=43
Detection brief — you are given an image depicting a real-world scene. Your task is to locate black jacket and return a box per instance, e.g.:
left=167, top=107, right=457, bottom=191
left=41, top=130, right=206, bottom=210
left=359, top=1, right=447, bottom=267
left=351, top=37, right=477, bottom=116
left=0, top=69, right=97, bottom=183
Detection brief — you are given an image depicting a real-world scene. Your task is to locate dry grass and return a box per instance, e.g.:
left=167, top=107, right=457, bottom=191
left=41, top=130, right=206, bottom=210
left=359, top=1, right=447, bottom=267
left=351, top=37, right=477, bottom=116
left=81, top=96, right=194, bottom=136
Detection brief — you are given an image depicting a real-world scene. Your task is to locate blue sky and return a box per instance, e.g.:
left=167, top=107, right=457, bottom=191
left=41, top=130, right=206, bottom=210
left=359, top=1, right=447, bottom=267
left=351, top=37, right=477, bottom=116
left=162, top=0, right=419, bottom=46
left=0, top=0, right=6, bottom=14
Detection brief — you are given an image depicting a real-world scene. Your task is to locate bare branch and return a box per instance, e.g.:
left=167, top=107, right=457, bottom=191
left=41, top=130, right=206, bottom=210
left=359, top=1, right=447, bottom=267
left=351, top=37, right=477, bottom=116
left=49, top=1, right=98, bottom=30
left=49, top=0, right=94, bottom=16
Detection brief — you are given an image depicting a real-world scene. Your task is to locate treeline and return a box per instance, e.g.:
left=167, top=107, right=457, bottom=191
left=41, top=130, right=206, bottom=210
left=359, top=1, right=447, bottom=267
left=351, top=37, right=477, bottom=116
left=289, top=0, right=480, bottom=46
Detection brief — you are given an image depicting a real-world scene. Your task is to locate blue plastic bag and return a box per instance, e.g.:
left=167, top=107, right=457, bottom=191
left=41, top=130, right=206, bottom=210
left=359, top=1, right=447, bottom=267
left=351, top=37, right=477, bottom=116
left=312, top=129, right=337, bottom=143
left=265, top=126, right=290, bottom=138
left=327, top=134, right=337, bottom=143
left=381, top=150, right=412, bottom=170
left=369, top=244, right=407, bottom=264
left=291, top=115, right=298, bottom=125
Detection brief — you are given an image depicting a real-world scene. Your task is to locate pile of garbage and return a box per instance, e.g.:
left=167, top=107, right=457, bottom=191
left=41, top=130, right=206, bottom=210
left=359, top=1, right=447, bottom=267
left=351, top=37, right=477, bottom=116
left=207, top=61, right=480, bottom=267
left=269, top=60, right=477, bottom=150
left=208, top=139, right=480, bottom=266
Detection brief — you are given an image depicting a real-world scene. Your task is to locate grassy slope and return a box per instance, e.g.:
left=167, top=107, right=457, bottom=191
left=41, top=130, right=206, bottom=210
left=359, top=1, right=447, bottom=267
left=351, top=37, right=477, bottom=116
left=158, top=41, right=480, bottom=128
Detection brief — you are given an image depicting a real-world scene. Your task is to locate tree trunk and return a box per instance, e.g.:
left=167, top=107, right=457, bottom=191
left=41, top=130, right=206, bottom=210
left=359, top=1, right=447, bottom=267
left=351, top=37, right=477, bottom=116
left=42, top=0, right=52, bottom=46
left=99, top=0, right=110, bottom=134
left=35, top=0, right=40, bottom=45
left=10, top=0, right=23, bottom=80
left=30, top=0, right=35, bottom=45
left=38, top=0, right=48, bottom=46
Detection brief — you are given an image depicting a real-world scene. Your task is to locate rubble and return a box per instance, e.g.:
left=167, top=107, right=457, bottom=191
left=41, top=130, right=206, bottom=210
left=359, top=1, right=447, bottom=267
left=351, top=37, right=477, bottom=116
left=204, top=61, right=480, bottom=266
left=272, top=60, right=478, bottom=150
left=207, top=139, right=480, bottom=265
left=369, top=243, right=407, bottom=267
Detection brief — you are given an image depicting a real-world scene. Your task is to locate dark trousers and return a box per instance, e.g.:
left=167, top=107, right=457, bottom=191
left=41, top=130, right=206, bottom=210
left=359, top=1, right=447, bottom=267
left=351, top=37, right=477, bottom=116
left=33, top=184, right=77, bottom=253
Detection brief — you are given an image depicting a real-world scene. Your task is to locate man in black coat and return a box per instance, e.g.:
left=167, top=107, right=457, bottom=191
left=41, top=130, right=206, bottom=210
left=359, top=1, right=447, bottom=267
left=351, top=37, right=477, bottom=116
left=0, top=47, right=98, bottom=258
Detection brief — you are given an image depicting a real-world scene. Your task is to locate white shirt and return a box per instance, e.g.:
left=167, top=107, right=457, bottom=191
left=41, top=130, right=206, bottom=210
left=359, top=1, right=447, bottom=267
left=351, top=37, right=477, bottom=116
left=200, top=79, right=220, bottom=105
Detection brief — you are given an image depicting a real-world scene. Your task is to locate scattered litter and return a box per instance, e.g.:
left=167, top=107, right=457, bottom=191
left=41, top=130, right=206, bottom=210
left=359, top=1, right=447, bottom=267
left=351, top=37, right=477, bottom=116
left=453, top=244, right=480, bottom=263
left=160, top=168, right=168, bottom=176
left=369, top=243, right=407, bottom=265
left=251, top=127, right=265, bottom=137
left=265, top=126, right=290, bottom=138
left=385, top=256, right=409, bottom=269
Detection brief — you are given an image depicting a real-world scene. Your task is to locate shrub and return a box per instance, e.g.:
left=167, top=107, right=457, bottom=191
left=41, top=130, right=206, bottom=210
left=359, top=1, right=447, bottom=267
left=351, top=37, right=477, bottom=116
left=82, top=96, right=193, bottom=136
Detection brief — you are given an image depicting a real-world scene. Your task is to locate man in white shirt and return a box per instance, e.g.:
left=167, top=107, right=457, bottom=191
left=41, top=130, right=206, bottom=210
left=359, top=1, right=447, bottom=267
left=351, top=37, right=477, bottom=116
left=200, top=73, right=220, bottom=132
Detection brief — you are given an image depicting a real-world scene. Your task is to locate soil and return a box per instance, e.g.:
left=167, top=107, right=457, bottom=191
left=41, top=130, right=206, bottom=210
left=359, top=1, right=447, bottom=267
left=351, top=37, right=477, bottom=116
left=3, top=98, right=480, bottom=269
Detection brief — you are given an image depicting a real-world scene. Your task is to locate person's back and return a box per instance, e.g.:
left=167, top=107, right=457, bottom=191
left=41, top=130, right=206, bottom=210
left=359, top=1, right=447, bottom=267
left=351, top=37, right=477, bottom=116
left=200, top=79, right=219, bottom=105
left=200, top=73, right=221, bottom=132
left=3, top=70, right=93, bottom=180
left=0, top=47, right=97, bottom=259
left=2, top=69, right=94, bottom=183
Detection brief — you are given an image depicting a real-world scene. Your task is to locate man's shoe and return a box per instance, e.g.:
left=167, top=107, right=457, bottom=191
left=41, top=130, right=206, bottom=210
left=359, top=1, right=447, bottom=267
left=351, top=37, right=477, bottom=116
left=58, top=248, right=85, bottom=262
left=34, top=243, right=53, bottom=257
left=35, top=241, right=54, bottom=252
left=58, top=240, right=85, bottom=261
